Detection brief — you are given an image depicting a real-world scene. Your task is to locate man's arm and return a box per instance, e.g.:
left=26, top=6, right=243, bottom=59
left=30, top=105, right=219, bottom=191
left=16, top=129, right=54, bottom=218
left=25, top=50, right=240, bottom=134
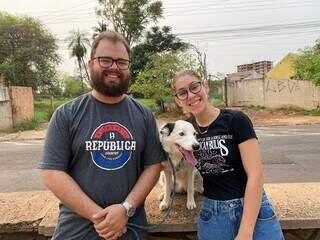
left=93, top=163, right=162, bottom=239
left=42, top=169, right=103, bottom=223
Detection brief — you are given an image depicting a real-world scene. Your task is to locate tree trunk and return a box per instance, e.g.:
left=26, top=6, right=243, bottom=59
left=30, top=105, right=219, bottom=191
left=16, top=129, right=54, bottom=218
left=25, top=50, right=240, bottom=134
left=77, top=59, right=84, bottom=92
left=81, top=57, right=90, bottom=82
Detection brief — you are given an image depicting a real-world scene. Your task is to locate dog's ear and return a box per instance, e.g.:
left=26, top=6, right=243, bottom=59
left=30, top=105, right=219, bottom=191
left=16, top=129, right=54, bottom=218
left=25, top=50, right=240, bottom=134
left=160, top=122, right=175, bottom=136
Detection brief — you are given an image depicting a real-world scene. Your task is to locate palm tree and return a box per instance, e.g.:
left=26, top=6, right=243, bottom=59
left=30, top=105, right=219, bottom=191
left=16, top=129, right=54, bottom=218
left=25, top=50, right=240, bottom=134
left=92, top=20, right=107, bottom=39
left=66, top=29, right=90, bottom=91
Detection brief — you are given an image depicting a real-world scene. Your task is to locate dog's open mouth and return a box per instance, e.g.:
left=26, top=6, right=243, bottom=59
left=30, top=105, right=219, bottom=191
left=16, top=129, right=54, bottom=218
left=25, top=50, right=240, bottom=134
left=176, top=145, right=198, bottom=166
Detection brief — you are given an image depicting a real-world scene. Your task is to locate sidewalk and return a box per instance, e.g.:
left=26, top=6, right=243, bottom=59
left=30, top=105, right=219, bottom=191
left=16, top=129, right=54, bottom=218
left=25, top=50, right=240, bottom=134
left=1, top=183, right=320, bottom=238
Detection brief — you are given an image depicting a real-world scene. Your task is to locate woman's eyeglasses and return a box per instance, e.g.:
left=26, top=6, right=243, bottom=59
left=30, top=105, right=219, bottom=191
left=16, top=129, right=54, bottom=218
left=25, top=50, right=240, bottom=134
left=175, top=81, right=202, bottom=100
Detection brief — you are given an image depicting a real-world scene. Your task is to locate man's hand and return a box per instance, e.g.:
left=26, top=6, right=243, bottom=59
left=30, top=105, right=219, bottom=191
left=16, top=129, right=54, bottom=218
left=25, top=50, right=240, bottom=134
left=92, top=204, right=128, bottom=240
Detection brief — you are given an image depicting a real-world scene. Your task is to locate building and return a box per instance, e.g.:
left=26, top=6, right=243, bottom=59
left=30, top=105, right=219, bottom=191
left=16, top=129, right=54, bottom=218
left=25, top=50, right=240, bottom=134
left=227, top=70, right=263, bottom=82
left=237, top=60, right=273, bottom=78
left=0, top=73, right=4, bottom=86
left=266, top=53, right=298, bottom=80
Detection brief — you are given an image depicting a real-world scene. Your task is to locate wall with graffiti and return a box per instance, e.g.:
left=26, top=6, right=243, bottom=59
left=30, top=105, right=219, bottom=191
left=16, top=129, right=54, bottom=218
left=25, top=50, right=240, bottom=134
left=226, top=79, right=320, bottom=110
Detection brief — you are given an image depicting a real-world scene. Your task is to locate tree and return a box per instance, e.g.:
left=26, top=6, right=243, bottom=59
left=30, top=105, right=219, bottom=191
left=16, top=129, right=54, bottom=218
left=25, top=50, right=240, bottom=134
left=66, top=29, right=90, bottom=92
left=131, top=26, right=188, bottom=81
left=131, top=51, right=202, bottom=112
left=92, top=20, right=107, bottom=39
left=95, top=0, right=163, bottom=45
left=0, top=13, right=60, bottom=94
left=294, top=39, right=320, bottom=85
left=61, top=74, right=90, bottom=97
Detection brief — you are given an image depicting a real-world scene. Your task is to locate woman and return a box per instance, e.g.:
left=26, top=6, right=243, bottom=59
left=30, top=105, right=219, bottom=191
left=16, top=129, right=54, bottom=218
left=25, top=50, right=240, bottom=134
left=171, top=70, right=284, bottom=240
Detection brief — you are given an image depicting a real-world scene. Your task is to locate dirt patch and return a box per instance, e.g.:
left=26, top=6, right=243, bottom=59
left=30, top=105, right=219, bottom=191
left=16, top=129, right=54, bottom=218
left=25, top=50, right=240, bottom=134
left=242, top=109, right=320, bottom=127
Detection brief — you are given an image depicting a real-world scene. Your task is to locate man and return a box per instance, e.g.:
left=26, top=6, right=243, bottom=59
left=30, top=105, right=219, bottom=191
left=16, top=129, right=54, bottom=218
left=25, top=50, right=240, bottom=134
left=38, top=31, right=165, bottom=240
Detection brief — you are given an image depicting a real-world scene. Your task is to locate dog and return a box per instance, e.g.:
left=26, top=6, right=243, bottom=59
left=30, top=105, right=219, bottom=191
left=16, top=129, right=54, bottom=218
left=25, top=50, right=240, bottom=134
left=158, top=120, right=203, bottom=210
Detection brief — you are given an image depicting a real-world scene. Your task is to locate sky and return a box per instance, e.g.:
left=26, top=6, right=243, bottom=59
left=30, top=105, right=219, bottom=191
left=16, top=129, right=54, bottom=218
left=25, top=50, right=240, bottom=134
left=1, top=0, right=320, bottom=77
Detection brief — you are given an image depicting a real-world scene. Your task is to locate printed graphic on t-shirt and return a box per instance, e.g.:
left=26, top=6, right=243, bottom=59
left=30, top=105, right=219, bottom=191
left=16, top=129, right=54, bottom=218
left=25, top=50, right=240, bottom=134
left=195, top=135, right=234, bottom=175
left=85, top=122, right=136, bottom=170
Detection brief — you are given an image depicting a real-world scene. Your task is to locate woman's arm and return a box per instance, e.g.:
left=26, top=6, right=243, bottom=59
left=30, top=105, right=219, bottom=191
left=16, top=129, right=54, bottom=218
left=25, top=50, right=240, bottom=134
left=236, top=138, right=264, bottom=240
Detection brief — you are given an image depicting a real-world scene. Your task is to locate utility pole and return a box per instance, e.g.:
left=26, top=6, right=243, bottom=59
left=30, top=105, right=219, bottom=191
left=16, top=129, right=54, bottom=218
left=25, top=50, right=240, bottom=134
left=224, top=77, right=228, bottom=107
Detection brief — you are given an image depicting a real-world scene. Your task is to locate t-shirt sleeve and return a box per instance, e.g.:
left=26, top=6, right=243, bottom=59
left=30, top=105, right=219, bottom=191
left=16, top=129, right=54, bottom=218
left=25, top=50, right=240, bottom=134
left=231, top=111, right=257, bottom=144
left=38, top=106, right=72, bottom=171
left=141, top=110, right=166, bottom=166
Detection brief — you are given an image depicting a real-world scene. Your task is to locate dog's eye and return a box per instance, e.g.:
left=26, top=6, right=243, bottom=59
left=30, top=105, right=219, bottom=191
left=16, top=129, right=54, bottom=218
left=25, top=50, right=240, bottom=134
left=179, top=132, right=184, bottom=136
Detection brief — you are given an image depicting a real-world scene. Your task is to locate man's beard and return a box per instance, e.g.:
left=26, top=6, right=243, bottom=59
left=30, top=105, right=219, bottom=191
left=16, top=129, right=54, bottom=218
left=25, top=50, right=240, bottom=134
left=89, top=68, right=131, bottom=97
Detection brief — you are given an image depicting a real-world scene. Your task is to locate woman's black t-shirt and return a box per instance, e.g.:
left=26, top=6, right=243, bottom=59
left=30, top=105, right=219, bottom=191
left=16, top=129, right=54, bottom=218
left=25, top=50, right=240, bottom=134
left=189, top=109, right=257, bottom=200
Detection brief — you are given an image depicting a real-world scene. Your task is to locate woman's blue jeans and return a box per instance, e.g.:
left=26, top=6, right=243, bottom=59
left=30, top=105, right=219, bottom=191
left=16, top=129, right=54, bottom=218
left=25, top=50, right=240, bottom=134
left=197, top=192, right=284, bottom=240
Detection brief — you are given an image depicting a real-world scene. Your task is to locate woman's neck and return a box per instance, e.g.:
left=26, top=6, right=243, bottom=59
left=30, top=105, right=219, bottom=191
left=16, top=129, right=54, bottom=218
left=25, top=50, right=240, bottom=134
left=195, top=106, right=220, bottom=127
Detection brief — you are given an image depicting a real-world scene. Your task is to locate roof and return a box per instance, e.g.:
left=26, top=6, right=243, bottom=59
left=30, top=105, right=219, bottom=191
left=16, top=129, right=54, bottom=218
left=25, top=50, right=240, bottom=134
left=227, top=70, right=263, bottom=82
left=266, top=53, right=299, bottom=80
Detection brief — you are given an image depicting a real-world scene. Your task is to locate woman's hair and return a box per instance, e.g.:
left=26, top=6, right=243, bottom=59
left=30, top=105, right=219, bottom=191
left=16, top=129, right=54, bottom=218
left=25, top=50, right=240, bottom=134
left=171, top=70, right=202, bottom=89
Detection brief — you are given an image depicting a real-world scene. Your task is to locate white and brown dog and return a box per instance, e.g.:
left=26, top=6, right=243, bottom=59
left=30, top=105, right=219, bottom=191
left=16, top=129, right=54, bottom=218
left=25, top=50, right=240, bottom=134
left=159, top=120, right=203, bottom=210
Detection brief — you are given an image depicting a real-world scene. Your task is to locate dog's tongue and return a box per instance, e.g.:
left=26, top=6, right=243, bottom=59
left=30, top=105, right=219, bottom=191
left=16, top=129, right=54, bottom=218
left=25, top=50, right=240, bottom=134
left=179, top=147, right=198, bottom=166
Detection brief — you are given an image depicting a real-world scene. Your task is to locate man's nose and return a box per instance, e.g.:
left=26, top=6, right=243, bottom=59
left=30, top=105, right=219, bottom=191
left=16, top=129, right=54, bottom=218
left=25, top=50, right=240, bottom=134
left=109, top=61, right=118, bottom=69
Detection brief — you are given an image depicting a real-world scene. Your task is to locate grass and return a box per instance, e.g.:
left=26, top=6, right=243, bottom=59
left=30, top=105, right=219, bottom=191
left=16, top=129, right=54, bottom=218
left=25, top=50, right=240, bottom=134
left=11, top=97, right=156, bottom=132
left=11, top=97, right=71, bottom=132
left=10, top=118, right=40, bottom=133
left=135, top=98, right=156, bottom=109
left=34, top=97, right=71, bottom=123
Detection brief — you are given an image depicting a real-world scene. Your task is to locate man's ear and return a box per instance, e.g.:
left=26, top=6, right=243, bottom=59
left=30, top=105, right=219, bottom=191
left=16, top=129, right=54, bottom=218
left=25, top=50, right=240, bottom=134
left=87, top=59, right=93, bottom=70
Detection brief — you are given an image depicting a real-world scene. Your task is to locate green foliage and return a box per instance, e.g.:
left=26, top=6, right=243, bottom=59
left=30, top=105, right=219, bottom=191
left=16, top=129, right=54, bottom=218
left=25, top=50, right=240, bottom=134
left=135, top=98, right=156, bottom=109
left=11, top=118, right=40, bottom=133
left=0, top=12, right=60, bottom=94
left=34, top=97, right=71, bottom=123
left=131, top=51, right=202, bottom=112
left=131, top=26, right=188, bottom=81
left=208, top=80, right=223, bottom=100
left=62, top=74, right=90, bottom=97
left=96, top=0, right=163, bottom=45
left=66, top=29, right=90, bottom=88
left=294, top=39, right=320, bottom=85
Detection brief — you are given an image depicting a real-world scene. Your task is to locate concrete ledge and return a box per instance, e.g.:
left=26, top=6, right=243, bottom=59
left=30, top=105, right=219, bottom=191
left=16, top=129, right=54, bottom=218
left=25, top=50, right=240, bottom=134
left=1, top=183, right=320, bottom=237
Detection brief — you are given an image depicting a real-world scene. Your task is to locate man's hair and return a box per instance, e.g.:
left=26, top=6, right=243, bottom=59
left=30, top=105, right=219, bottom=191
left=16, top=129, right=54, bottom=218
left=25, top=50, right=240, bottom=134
left=90, top=31, right=130, bottom=59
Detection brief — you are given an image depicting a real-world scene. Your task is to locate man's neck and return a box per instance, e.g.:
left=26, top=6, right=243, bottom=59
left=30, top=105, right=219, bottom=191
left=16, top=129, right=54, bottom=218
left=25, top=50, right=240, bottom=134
left=91, top=89, right=126, bottom=104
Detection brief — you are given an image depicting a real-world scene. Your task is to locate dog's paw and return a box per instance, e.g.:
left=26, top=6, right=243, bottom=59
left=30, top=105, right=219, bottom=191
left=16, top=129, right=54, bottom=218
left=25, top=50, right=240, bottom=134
left=159, top=200, right=170, bottom=211
left=186, top=201, right=196, bottom=210
left=158, top=192, right=164, bottom=201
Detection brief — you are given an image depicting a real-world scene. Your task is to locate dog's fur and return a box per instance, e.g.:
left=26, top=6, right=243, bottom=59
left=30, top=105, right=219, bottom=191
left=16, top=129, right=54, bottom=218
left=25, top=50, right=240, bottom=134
left=159, top=120, right=203, bottom=210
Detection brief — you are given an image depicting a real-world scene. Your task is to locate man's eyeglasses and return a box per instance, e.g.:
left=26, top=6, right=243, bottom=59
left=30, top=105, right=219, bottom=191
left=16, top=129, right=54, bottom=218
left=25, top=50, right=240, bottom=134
left=92, top=56, right=131, bottom=70
left=175, top=81, right=203, bottom=100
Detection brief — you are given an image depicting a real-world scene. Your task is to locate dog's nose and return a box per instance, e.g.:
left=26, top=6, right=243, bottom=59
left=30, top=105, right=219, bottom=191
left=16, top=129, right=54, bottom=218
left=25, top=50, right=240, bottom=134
left=192, top=143, right=200, bottom=151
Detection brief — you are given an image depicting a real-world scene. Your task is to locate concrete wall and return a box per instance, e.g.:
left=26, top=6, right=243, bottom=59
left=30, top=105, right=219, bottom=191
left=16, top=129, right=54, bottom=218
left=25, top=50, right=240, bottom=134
left=227, top=78, right=320, bottom=110
left=0, top=86, right=13, bottom=131
left=227, top=79, right=264, bottom=106
left=0, top=101, right=13, bottom=131
left=9, top=86, right=34, bottom=126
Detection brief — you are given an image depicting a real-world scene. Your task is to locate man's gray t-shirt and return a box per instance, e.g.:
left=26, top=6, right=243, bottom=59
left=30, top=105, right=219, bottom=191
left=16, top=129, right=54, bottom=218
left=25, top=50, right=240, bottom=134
left=38, top=94, right=165, bottom=240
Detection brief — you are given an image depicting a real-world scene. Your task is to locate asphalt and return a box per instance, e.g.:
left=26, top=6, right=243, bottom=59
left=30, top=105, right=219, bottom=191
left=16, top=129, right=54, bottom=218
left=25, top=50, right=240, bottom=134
left=0, top=124, right=320, bottom=236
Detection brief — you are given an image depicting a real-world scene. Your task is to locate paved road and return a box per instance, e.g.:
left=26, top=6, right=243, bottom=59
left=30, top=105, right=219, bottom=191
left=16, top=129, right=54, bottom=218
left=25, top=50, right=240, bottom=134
left=0, top=124, right=319, bottom=192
